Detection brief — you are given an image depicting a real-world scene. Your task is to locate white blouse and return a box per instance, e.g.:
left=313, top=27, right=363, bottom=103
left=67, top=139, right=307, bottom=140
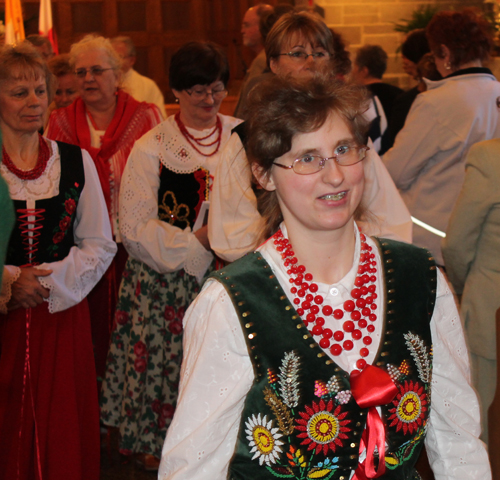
left=0, top=139, right=117, bottom=313
left=159, top=225, right=490, bottom=480
left=119, top=114, right=242, bottom=283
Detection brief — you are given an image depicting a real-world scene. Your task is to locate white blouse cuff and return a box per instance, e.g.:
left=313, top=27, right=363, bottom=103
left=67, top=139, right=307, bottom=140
left=184, top=233, right=214, bottom=284
left=0, top=265, right=21, bottom=314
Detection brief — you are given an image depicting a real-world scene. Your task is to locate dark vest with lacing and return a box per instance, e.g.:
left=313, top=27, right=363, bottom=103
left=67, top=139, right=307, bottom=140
left=210, top=238, right=436, bottom=480
left=6, top=142, right=85, bottom=267
left=157, top=163, right=209, bottom=229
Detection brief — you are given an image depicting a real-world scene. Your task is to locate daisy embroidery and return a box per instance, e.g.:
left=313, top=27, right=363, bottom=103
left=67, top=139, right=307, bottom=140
left=388, top=380, right=428, bottom=435
left=245, top=413, right=284, bottom=465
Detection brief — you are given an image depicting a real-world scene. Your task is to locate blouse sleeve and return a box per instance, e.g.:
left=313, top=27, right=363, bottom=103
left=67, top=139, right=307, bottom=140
left=37, top=150, right=117, bottom=313
left=119, top=139, right=213, bottom=283
left=425, top=269, right=491, bottom=479
left=158, top=280, right=254, bottom=479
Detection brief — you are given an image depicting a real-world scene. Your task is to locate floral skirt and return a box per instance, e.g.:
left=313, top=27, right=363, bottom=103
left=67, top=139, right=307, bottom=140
left=100, top=257, right=205, bottom=457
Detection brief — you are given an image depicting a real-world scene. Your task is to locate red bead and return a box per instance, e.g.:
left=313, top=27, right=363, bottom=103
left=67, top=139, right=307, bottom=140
left=323, top=329, right=333, bottom=339
left=343, top=340, right=354, bottom=351
left=297, top=308, right=304, bottom=316
left=356, top=359, right=367, bottom=370
left=309, top=283, right=318, bottom=293
left=343, top=321, right=355, bottom=332
left=333, top=309, right=344, bottom=320
left=293, top=298, right=300, bottom=305
left=369, top=314, right=377, bottom=322
left=319, top=338, right=330, bottom=348
left=357, top=266, right=365, bottom=274
left=354, top=277, right=364, bottom=287
left=370, top=276, right=376, bottom=283
left=305, top=294, right=313, bottom=302
left=369, top=253, right=375, bottom=259
left=352, top=329, right=362, bottom=340
left=360, top=348, right=369, bottom=357
left=290, top=287, right=297, bottom=294
left=360, top=286, right=368, bottom=296
left=301, top=301, right=311, bottom=310
left=371, top=293, right=378, bottom=300
left=305, top=273, right=313, bottom=281
left=358, top=319, right=367, bottom=328
left=322, top=305, right=333, bottom=316
left=362, top=274, right=369, bottom=284
left=301, top=282, right=309, bottom=290
left=312, top=325, right=323, bottom=335
left=297, top=265, right=306, bottom=273
left=330, top=344, right=342, bottom=356
left=362, top=307, right=371, bottom=317
left=344, top=300, right=355, bottom=312
left=356, top=298, right=366, bottom=308
left=314, top=295, right=324, bottom=305
left=351, top=288, right=361, bottom=299
left=333, top=330, right=344, bottom=341
left=350, top=310, right=361, bottom=321
left=363, top=336, right=372, bottom=345
left=368, top=285, right=376, bottom=293
left=365, top=296, right=373, bottom=304
left=370, top=303, right=377, bottom=310
left=289, top=278, right=295, bottom=284
left=316, top=317, right=325, bottom=326
left=367, top=325, right=375, bottom=333
left=310, top=305, right=319, bottom=315
left=306, top=313, right=316, bottom=322
left=297, top=289, right=306, bottom=297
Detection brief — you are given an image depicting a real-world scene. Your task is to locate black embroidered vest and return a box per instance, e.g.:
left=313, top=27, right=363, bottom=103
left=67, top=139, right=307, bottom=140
left=210, top=239, right=436, bottom=480
left=157, top=164, right=209, bottom=230
left=6, top=142, right=85, bottom=267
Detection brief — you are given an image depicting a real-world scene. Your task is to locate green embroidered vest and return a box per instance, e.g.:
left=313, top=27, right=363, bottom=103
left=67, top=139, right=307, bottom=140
left=210, top=238, right=437, bottom=480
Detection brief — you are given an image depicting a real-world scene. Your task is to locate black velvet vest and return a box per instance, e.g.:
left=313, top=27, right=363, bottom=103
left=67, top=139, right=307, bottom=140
left=157, top=163, right=209, bottom=230
left=6, top=142, right=84, bottom=267
left=210, top=238, right=437, bottom=480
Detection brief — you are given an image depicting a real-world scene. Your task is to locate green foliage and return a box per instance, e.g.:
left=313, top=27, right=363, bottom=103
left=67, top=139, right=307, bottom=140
left=394, top=5, right=440, bottom=34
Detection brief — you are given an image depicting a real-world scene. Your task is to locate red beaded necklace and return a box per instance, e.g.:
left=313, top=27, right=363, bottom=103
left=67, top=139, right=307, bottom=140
left=2, top=134, right=50, bottom=181
left=175, top=112, right=222, bottom=157
left=273, top=228, right=378, bottom=371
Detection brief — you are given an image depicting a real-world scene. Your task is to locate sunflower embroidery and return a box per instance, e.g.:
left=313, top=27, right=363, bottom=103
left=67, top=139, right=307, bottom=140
left=388, top=380, right=428, bottom=435
left=245, top=414, right=284, bottom=465
left=295, top=399, right=351, bottom=455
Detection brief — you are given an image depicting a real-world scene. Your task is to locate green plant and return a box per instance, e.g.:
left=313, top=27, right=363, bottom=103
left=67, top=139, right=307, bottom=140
left=394, top=5, right=440, bottom=34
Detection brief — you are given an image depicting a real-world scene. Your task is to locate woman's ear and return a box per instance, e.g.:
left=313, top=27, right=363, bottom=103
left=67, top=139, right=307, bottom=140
left=252, top=163, right=276, bottom=192
left=269, top=57, right=279, bottom=75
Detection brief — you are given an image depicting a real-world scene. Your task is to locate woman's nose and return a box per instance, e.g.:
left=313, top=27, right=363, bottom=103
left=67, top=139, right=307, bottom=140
left=321, top=158, right=344, bottom=185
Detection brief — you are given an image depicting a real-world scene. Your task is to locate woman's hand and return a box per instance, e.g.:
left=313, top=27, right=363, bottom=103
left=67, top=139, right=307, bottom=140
left=194, top=225, right=211, bottom=251
left=9, top=267, right=53, bottom=310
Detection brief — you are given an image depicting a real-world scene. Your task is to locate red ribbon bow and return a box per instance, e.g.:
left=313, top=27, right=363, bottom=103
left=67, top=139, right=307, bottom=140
left=350, top=365, right=398, bottom=479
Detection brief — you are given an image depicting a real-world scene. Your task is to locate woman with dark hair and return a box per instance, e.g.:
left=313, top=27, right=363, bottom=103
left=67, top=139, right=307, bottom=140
left=0, top=42, right=116, bottom=480
left=100, top=41, right=241, bottom=469
left=160, top=73, right=489, bottom=479
left=384, top=9, right=500, bottom=265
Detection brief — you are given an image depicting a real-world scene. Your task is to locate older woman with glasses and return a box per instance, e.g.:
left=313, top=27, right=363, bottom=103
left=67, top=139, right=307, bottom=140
left=45, top=35, right=162, bottom=389
left=99, top=41, right=241, bottom=469
left=159, top=72, right=489, bottom=480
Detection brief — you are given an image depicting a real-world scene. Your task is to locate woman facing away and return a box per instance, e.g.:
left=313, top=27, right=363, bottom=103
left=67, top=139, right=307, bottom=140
left=158, top=74, right=490, bottom=479
left=0, top=42, right=116, bottom=480
left=99, top=41, right=242, bottom=469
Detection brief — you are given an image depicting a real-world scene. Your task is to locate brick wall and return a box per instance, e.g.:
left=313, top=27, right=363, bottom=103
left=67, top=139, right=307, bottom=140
left=318, top=0, right=485, bottom=88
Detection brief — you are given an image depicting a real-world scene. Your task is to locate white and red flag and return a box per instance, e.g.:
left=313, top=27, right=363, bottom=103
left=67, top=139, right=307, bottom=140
left=39, top=0, right=59, bottom=54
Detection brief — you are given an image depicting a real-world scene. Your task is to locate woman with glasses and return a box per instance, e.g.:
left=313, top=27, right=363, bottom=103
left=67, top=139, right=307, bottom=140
left=159, top=73, right=489, bottom=480
left=100, top=41, right=241, bottom=469
left=45, top=34, right=162, bottom=391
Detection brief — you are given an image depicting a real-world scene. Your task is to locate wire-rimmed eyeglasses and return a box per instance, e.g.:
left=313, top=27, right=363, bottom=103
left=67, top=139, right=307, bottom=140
left=185, top=87, right=228, bottom=102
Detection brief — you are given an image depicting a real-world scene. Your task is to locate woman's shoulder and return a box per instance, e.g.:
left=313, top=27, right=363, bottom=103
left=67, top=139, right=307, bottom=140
left=218, top=113, right=244, bottom=132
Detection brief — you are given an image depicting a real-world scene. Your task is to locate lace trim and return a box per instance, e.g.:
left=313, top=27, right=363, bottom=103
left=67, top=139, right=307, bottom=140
left=184, top=234, right=213, bottom=284
left=0, top=266, right=21, bottom=314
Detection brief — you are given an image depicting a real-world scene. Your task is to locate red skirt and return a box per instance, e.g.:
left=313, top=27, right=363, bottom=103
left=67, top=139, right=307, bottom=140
left=0, top=300, right=100, bottom=480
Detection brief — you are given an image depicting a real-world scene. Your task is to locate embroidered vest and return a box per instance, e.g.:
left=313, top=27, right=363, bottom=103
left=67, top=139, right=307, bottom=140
left=210, top=239, right=436, bottom=480
left=6, top=142, right=85, bottom=267
left=157, top=164, right=209, bottom=230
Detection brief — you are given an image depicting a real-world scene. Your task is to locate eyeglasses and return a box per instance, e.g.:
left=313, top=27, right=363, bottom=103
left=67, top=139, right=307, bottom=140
left=278, top=51, right=330, bottom=62
left=273, top=145, right=369, bottom=175
left=185, top=87, right=228, bottom=102
left=74, top=67, right=114, bottom=79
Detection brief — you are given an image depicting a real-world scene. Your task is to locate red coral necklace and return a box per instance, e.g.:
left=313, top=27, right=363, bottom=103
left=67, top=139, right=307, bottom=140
left=2, top=134, right=50, bottom=180
left=273, top=228, right=378, bottom=371
left=175, top=112, right=222, bottom=157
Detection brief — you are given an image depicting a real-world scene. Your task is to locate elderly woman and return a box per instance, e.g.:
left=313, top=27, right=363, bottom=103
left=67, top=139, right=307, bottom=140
left=159, top=73, right=490, bottom=480
left=0, top=42, right=116, bottom=480
left=100, top=41, right=241, bottom=469
left=48, top=54, right=80, bottom=110
left=46, top=35, right=162, bottom=386
left=209, top=11, right=411, bottom=264
left=383, top=9, right=500, bottom=265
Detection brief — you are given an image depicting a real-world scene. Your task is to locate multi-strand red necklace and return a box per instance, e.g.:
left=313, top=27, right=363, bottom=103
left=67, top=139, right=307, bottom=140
left=175, top=112, right=222, bottom=157
left=273, top=229, right=378, bottom=371
left=2, top=134, right=50, bottom=181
